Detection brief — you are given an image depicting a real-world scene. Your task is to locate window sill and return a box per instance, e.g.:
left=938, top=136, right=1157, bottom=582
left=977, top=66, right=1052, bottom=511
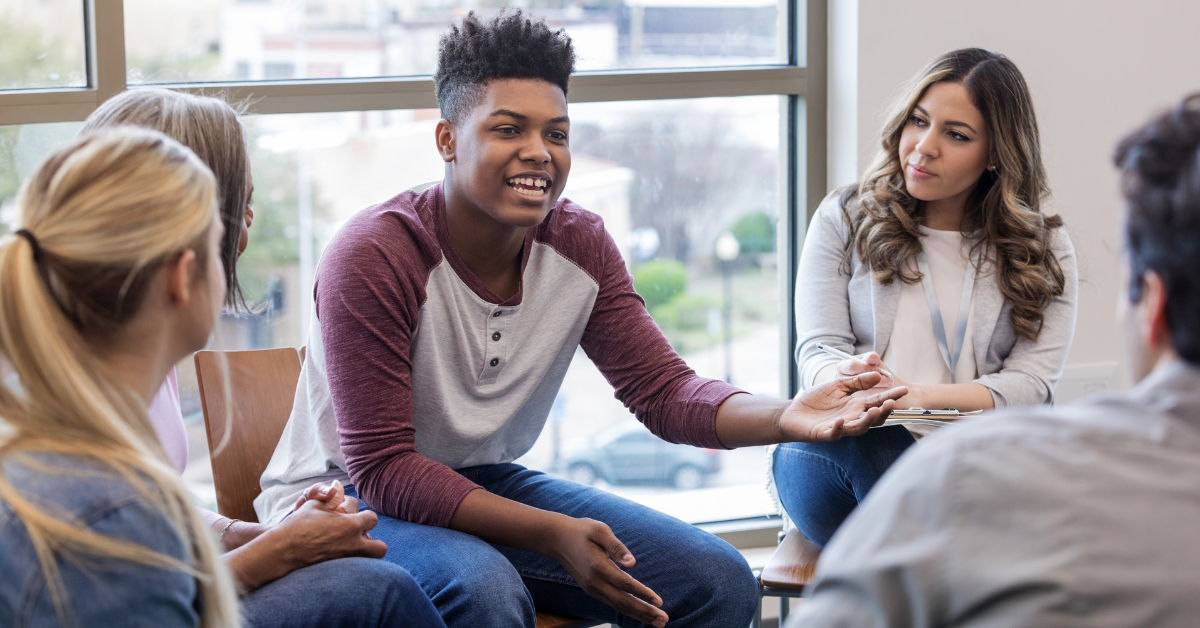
left=699, top=515, right=783, bottom=550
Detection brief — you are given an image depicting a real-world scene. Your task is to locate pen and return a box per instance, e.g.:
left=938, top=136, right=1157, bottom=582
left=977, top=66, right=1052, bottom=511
left=814, top=343, right=896, bottom=380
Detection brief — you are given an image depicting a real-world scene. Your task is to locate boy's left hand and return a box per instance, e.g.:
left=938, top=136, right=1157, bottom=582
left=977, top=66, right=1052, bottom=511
left=778, top=372, right=907, bottom=442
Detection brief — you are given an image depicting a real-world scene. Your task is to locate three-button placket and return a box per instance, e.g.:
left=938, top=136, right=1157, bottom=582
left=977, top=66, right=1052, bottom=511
left=479, top=306, right=514, bottom=383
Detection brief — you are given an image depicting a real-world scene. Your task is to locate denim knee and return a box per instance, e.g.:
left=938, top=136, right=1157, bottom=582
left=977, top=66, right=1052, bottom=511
left=241, top=557, right=444, bottom=628
left=435, top=548, right=535, bottom=628
left=705, top=542, right=759, bottom=624
left=782, top=426, right=914, bottom=470
left=663, top=537, right=758, bottom=627
left=773, top=428, right=916, bottom=547
left=345, top=559, right=444, bottom=627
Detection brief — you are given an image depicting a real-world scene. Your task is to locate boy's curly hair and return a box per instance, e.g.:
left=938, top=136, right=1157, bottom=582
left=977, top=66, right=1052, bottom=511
left=434, top=9, right=576, bottom=124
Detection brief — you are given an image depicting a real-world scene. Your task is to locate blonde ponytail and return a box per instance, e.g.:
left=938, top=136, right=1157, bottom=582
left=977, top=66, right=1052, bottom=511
left=0, top=128, right=239, bottom=627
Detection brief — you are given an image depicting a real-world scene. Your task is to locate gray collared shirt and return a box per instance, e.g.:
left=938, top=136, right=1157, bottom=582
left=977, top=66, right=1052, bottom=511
left=789, top=360, right=1200, bottom=627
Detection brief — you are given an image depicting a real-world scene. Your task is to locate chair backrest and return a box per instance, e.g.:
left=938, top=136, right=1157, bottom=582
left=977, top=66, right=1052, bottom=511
left=194, top=348, right=302, bottom=522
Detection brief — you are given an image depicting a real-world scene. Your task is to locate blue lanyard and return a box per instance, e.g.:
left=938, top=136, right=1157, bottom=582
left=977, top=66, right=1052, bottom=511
left=916, top=249, right=977, bottom=382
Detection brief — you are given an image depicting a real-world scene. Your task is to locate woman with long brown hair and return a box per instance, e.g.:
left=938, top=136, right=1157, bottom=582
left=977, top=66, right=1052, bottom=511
left=773, top=48, right=1079, bottom=546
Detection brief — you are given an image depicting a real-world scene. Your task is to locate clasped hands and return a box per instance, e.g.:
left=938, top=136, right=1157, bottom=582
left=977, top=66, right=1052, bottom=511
left=277, top=479, right=387, bottom=565
left=223, top=479, right=385, bottom=592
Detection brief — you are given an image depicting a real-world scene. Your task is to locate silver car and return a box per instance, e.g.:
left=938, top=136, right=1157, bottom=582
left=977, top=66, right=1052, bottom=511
left=562, top=422, right=722, bottom=490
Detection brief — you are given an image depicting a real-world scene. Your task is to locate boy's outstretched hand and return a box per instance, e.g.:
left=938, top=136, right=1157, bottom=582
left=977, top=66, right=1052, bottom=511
left=778, top=372, right=907, bottom=442
left=714, top=373, right=908, bottom=448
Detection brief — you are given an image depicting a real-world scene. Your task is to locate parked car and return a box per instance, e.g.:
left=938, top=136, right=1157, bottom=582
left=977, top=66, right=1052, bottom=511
left=563, top=422, right=722, bottom=490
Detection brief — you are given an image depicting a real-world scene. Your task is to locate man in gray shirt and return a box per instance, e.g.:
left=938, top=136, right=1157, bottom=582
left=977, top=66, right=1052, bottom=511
left=789, top=94, right=1200, bottom=627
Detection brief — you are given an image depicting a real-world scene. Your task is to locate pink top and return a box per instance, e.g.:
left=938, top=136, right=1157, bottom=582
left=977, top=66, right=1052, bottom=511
left=148, top=368, right=187, bottom=474
left=149, top=367, right=224, bottom=527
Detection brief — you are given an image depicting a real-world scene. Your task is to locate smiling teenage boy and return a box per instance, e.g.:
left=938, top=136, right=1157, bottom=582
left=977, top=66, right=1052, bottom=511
left=256, top=10, right=904, bottom=628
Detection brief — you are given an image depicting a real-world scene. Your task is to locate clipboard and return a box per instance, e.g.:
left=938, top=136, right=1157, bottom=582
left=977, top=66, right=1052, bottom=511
left=876, top=408, right=982, bottom=428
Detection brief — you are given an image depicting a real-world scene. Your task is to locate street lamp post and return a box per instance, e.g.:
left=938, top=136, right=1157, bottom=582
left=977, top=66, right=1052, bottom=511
left=258, top=127, right=347, bottom=345
left=714, top=231, right=740, bottom=384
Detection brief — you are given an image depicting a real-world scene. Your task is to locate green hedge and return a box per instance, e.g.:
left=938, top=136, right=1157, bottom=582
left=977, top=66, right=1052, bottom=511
left=651, top=293, right=720, bottom=331
left=633, top=259, right=688, bottom=310
left=730, top=211, right=776, bottom=255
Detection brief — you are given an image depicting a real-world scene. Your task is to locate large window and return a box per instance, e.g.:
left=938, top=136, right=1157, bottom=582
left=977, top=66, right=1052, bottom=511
left=0, top=1, right=87, bottom=89
left=0, top=0, right=826, bottom=527
left=0, top=121, right=82, bottom=230
left=124, top=0, right=789, bottom=83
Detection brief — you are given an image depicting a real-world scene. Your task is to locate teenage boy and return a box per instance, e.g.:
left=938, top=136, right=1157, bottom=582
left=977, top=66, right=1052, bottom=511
left=257, top=11, right=903, bottom=628
left=789, top=94, right=1200, bottom=627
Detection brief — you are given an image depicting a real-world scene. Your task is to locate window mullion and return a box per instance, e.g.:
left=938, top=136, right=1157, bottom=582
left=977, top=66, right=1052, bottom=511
left=784, top=0, right=826, bottom=398
left=802, top=0, right=827, bottom=218
left=90, top=0, right=127, bottom=105
left=160, top=66, right=804, bottom=117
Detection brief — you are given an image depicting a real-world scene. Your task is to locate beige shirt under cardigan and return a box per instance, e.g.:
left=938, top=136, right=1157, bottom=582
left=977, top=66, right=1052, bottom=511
left=794, top=192, right=1079, bottom=408
left=882, top=226, right=978, bottom=386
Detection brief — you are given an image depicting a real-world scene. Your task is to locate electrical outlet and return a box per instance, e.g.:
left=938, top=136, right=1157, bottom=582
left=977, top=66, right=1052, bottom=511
left=1055, top=363, right=1121, bottom=405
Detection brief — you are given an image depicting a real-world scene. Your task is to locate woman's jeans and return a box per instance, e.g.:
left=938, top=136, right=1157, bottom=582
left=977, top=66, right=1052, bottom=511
left=772, top=425, right=916, bottom=547
left=347, top=463, right=758, bottom=628
left=242, top=557, right=445, bottom=628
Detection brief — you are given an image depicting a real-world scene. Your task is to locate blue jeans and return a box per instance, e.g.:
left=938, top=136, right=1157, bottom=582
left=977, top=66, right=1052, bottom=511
left=347, top=463, right=758, bottom=628
left=772, top=425, right=915, bottom=547
left=242, top=557, right=445, bottom=628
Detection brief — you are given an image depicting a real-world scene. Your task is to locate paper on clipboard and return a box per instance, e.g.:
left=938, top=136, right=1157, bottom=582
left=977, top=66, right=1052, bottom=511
left=876, top=408, right=982, bottom=428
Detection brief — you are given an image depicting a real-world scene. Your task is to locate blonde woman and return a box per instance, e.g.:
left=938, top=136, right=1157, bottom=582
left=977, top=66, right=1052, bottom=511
left=77, top=89, right=444, bottom=628
left=0, top=129, right=239, bottom=626
left=773, top=48, right=1079, bottom=546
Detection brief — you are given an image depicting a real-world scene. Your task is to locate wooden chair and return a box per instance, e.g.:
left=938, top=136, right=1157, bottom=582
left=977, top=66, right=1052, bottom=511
left=754, top=528, right=822, bottom=627
left=535, top=613, right=598, bottom=628
left=194, top=348, right=597, bottom=628
left=195, top=348, right=302, bottom=522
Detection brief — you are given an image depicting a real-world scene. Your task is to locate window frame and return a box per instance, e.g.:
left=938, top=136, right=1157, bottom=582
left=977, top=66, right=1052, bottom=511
left=0, top=0, right=827, bottom=527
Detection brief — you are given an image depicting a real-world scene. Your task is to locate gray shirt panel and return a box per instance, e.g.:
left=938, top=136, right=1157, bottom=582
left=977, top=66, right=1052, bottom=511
left=410, top=240, right=596, bottom=468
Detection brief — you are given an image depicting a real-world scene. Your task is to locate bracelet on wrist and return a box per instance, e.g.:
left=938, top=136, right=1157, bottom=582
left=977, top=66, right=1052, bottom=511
left=218, top=518, right=240, bottom=546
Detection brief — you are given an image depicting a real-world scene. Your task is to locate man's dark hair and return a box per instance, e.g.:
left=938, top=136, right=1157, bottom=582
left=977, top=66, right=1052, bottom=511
left=433, top=10, right=575, bottom=124
left=1115, top=93, right=1200, bottom=365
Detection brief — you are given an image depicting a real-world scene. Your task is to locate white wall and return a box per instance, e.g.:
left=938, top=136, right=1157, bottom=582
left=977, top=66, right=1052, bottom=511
left=829, top=0, right=1200, bottom=397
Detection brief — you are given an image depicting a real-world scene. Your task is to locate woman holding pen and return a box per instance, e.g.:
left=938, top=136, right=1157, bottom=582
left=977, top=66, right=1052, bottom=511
left=773, top=48, right=1079, bottom=547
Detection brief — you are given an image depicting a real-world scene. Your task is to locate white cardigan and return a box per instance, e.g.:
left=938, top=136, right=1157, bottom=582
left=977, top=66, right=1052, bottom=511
left=794, top=192, right=1079, bottom=408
